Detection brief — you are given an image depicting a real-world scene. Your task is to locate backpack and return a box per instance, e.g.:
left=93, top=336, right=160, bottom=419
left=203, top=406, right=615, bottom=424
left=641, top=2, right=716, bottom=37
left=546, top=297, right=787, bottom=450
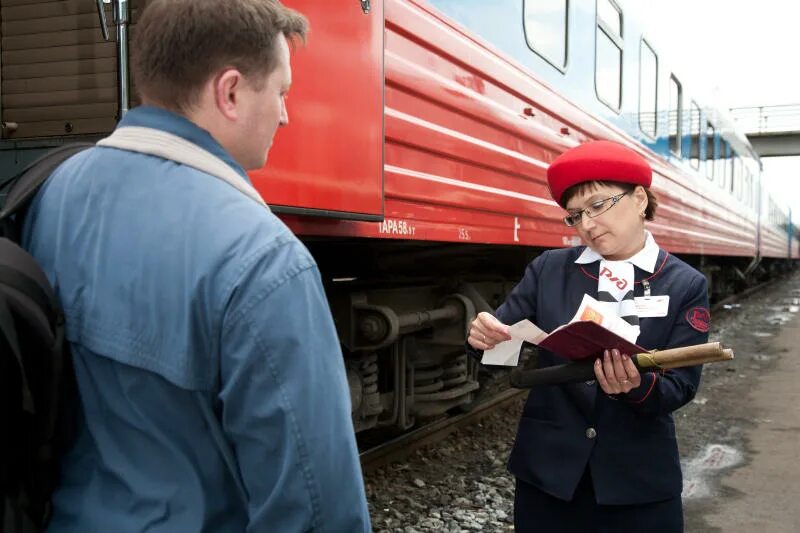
left=0, top=143, right=92, bottom=532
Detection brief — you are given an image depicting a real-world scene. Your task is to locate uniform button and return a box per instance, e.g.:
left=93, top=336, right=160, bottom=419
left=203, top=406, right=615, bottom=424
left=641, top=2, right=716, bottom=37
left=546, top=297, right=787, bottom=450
left=585, top=380, right=596, bottom=386
left=585, top=427, right=597, bottom=439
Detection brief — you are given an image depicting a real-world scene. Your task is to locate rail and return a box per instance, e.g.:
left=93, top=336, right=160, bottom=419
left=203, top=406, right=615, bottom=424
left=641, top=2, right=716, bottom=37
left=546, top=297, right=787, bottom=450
left=359, top=388, right=526, bottom=473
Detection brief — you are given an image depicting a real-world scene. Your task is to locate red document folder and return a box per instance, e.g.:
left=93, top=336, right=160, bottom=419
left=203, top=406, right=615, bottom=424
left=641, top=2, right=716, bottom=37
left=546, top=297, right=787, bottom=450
left=538, top=320, right=646, bottom=361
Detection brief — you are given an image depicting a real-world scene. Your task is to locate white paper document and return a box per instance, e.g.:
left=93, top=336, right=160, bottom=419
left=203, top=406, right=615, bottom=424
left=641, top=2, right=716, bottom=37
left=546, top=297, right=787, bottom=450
left=481, top=320, right=547, bottom=366
left=480, top=294, right=639, bottom=366
left=564, top=294, right=640, bottom=343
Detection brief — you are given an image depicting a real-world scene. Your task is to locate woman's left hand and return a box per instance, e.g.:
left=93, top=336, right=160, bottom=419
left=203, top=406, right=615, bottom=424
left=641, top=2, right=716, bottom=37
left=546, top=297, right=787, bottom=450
left=594, top=348, right=641, bottom=395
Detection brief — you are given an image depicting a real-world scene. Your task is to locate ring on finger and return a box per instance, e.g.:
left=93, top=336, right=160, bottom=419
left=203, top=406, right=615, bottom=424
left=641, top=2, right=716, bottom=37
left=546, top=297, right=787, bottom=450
left=483, top=334, right=487, bottom=343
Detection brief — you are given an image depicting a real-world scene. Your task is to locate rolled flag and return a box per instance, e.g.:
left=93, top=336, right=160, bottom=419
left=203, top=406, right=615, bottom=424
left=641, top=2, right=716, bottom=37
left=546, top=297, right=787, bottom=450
left=509, top=341, right=734, bottom=388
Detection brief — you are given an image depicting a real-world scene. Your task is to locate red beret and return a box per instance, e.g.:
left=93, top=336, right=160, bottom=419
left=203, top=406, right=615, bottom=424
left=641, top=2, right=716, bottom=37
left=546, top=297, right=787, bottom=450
left=546, top=140, right=652, bottom=205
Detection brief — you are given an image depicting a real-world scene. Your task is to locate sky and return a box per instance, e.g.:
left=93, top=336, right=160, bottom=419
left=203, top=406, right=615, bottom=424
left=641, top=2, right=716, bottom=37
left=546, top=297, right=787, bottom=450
left=639, top=0, right=800, bottom=217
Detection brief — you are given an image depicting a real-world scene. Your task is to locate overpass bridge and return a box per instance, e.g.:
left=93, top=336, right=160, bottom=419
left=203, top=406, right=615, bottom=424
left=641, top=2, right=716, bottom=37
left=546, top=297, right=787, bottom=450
left=730, top=104, right=800, bottom=157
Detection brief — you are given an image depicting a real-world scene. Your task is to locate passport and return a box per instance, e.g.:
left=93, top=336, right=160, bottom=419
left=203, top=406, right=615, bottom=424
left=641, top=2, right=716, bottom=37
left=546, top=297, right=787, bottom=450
left=481, top=294, right=646, bottom=366
left=537, top=320, right=646, bottom=361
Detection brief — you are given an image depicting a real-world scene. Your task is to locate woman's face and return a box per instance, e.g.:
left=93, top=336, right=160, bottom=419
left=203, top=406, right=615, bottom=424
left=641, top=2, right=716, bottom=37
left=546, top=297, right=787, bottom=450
left=564, top=183, right=649, bottom=260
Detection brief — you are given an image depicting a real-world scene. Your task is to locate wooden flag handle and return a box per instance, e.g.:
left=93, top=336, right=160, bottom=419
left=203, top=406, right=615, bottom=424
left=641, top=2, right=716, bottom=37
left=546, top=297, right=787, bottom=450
left=635, top=342, right=734, bottom=369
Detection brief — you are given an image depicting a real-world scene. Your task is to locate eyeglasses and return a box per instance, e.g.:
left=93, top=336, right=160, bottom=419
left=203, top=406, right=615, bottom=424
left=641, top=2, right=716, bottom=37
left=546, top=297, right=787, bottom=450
left=563, top=191, right=629, bottom=227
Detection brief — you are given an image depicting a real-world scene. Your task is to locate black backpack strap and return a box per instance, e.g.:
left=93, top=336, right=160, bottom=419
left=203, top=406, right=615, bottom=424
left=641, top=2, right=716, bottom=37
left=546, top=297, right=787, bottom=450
left=0, top=294, right=35, bottom=413
left=0, top=143, right=94, bottom=220
left=0, top=265, right=58, bottom=326
left=0, top=238, right=66, bottom=419
left=4, top=497, right=41, bottom=533
left=0, top=239, right=60, bottom=332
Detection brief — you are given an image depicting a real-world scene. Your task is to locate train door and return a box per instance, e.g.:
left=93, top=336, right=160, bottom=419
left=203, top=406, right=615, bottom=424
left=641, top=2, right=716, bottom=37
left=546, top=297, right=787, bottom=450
left=249, top=0, right=385, bottom=220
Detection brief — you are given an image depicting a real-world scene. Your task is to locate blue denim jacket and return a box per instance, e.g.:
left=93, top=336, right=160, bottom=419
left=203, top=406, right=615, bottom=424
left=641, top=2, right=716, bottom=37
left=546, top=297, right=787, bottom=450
left=23, top=106, right=371, bottom=532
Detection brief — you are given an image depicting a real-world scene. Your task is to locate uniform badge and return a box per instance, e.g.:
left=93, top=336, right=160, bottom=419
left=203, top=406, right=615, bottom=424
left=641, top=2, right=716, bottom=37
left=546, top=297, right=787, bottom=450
left=686, top=307, right=710, bottom=332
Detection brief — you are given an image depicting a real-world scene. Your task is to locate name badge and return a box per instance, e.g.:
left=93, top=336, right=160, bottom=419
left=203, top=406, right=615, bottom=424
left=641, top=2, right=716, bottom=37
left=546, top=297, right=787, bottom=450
left=634, top=295, right=670, bottom=317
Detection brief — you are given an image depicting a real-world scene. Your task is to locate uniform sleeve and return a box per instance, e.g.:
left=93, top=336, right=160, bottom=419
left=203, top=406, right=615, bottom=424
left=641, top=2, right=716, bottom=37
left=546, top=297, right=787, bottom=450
left=218, top=246, right=371, bottom=532
left=621, top=273, right=710, bottom=416
left=465, top=252, right=545, bottom=361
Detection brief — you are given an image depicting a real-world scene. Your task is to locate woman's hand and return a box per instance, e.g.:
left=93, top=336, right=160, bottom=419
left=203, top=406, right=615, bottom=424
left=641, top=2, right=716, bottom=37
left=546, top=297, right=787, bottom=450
left=468, top=312, right=512, bottom=350
left=594, top=348, right=641, bottom=394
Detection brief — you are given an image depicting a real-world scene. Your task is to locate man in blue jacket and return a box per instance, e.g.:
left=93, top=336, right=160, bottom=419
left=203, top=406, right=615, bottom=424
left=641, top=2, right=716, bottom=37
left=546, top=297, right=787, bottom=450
left=23, top=1, right=371, bottom=531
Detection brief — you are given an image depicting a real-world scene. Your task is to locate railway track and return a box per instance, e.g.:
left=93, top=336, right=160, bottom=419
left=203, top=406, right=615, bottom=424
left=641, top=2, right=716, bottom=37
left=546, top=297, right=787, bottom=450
left=359, top=387, right=526, bottom=473
left=359, top=275, right=783, bottom=473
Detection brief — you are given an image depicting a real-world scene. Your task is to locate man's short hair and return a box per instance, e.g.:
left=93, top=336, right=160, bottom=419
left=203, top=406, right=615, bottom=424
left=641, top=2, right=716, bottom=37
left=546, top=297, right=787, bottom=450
left=133, top=0, right=308, bottom=113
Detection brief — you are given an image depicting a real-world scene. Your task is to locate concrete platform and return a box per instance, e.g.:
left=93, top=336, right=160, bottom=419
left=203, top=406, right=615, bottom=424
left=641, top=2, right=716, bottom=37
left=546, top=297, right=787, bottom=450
left=703, top=310, right=800, bottom=532
left=683, top=274, right=800, bottom=532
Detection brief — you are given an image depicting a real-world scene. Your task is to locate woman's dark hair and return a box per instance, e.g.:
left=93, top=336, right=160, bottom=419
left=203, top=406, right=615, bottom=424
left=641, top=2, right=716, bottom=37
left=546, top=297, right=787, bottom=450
left=560, top=180, right=658, bottom=221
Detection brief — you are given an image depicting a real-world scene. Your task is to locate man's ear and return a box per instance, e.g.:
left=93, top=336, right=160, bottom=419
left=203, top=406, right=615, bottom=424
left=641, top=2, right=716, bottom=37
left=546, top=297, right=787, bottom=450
left=212, top=68, right=244, bottom=121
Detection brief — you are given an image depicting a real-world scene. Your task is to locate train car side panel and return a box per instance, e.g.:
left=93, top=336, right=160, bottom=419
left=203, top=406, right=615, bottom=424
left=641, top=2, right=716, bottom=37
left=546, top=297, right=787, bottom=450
left=248, top=0, right=385, bottom=219
left=286, top=0, right=759, bottom=260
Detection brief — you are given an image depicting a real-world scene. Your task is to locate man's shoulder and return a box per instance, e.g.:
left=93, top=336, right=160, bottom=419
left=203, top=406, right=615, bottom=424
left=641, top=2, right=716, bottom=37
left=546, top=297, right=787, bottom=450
left=233, top=217, right=317, bottom=283
left=33, top=141, right=317, bottom=291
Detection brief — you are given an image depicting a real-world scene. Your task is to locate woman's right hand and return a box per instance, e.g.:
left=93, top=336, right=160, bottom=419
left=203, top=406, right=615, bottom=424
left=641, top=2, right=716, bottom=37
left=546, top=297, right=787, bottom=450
left=468, top=312, right=512, bottom=351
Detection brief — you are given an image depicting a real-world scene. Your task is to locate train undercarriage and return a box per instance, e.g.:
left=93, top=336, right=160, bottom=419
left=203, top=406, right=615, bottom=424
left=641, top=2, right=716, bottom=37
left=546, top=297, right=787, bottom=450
left=308, top=239, right=796, bottom=435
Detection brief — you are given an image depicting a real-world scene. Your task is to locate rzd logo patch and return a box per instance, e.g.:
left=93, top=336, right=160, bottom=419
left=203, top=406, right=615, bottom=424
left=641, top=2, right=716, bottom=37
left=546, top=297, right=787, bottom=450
left=599, top=266, right=628, bottom=290
left=686, top=307, right=710, bottom=332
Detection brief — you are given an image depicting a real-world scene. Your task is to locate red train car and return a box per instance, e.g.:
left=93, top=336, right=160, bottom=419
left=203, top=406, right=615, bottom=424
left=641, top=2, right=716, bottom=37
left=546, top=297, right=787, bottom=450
left=260, top=0, right=793, bottom=257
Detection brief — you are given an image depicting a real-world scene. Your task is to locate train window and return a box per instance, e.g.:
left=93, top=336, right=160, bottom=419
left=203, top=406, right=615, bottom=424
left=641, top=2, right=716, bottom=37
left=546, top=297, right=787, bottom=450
left=743, top=170, right=749, bottom=206
left=595, top=0, right=623, bottom=111
left=723, top=148, right=731, bottom=190
left=738, top=167, right=744, bottom=200
left=705, top=122, right=715, bottom=181
left=524, top=0, right=569, bottom=71
left=720, top=141, right=730, bottom=190
left=690, top=101, right=701, bottom=169
left=668, top=75, right=682, bottom=156
left=597, top=0, right=621, bottom=35
left=728, top=147, right=734, bottom=193
left=639, top=40, right=658, bottom=137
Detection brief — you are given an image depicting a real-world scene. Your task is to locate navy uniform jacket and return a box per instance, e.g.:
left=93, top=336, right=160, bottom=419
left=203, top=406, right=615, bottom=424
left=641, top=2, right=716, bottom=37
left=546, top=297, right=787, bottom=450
left=477, top=246, right=709, bottom=505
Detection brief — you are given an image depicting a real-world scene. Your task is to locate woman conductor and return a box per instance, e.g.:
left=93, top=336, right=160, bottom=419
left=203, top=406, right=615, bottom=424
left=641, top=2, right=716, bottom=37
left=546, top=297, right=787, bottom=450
left=467, top=140, right=710, bottom=532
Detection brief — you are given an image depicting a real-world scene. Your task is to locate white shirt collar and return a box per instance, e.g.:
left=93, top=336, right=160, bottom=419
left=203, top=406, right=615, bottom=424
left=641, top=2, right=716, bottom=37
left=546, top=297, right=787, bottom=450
left=574, top=230, right=660, bottom=273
